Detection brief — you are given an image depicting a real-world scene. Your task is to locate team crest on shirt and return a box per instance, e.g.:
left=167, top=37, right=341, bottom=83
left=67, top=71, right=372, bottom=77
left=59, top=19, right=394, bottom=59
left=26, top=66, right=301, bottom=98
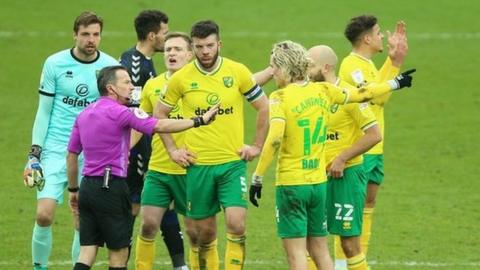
left=330, top=104, right=339, bottom=113
left=223, top=76, right=233, bottom=88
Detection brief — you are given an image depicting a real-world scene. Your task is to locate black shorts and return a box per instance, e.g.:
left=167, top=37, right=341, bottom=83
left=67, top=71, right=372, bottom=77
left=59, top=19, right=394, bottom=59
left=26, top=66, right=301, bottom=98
left=127, top=134, right=152, bottom=203
left=78, top=176, right=133, bottom=249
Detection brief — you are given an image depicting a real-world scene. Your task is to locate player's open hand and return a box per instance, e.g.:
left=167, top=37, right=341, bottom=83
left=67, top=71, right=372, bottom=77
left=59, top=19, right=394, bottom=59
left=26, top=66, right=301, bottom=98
left=202, top=103, right=220, bottom=125
left=170, top=148, right=196, bottom=167
left=238, top=144, right=261, bottom=161
left=249, top=174, right=263, bottom=207
left=387, top=21, right=408, bottom=67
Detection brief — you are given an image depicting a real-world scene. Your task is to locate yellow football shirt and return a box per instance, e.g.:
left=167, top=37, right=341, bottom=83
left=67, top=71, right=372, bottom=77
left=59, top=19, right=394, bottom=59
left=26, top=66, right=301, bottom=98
left=141, top=72, right=186, bottom=174
left=325, top=79, right=377, bottom=168
left=268, top=81, right=347, bottom=186
left=338, top=53, right=399, bottom=154
left=160, top=57, right=263, bottom=165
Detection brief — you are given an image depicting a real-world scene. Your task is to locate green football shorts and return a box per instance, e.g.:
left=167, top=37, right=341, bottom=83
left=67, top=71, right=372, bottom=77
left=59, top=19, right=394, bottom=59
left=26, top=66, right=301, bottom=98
left=186, top=160, right=248, bottom=219
left=363, top=154, right=384, bottom=185
left=141, top=170, right=187, bottom=216
left=276, top=183, right=328, bottom=238
left=326, top=165, right=367, bottom=236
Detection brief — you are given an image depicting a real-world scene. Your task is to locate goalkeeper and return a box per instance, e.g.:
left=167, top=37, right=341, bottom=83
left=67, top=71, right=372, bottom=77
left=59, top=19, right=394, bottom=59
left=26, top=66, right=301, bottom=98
left=22, top=11, right=118, bottom=270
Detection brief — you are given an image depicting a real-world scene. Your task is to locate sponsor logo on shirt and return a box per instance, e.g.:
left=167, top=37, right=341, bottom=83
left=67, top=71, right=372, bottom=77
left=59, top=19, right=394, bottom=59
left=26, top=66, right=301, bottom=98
left=326, top=132, right=340, bottom=141
left=76, top=84, right=89, bottom=97
left=206, top=93, right=220, bottom=105
left=62, top=84, right=94, bottom=107
left=195, top=106, right=233, bottom=116
left=66, top=71, right=73, bottom=78
left=62, top=96, right=93, bottom=107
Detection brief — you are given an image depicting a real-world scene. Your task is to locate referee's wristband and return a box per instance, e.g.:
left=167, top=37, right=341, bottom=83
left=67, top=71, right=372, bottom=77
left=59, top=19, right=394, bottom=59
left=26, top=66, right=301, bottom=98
left=68, top=186, right=79, bottom=192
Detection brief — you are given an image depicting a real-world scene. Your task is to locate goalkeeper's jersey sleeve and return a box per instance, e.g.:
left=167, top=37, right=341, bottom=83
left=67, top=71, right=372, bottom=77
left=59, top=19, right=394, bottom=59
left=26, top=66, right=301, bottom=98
left=325, top=80, right=378, bottom=168
left=339, top=53, right=396, bottom=155
left=270, top=82, right=341, bottom=186
left=160, top=57, right=264, bottom=165
left=140, top=72, right=186, bottom=174
left=38, top=49, right=118, bottom=150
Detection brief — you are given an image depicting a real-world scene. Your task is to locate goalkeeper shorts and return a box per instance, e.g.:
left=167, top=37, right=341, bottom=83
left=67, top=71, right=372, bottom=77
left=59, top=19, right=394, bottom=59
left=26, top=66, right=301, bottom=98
left=37, top=148, right=83, bottom=204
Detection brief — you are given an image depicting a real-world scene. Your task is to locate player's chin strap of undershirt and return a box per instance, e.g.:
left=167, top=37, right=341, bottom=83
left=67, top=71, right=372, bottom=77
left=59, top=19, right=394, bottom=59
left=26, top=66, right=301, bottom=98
left=32, top=94, right=54, bottom=147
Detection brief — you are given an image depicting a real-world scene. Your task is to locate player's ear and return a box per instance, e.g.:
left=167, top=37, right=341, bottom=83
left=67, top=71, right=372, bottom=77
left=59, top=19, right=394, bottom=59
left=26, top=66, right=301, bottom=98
left=363, top=32, right=372, bottom=45
left=148, top=31, right=156, bottom=41
left=218, top=40, right=222, bottom=50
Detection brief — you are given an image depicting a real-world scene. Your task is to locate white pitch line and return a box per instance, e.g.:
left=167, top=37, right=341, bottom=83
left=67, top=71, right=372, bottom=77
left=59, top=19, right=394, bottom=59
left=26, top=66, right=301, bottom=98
left=0, top=31, right=479, bottom=40
left=1, top=259, right=479, bottom=268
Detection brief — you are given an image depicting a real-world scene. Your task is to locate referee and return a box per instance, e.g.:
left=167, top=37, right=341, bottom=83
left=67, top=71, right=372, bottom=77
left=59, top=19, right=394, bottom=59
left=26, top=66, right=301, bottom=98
left=66, top=65, right=217, bottom=270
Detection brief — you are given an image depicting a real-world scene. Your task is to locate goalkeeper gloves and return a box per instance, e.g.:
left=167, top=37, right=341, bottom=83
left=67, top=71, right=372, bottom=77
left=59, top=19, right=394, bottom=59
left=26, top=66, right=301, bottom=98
left=23, top=145, right=45, bottom=191
left=388, top=69, right=416, bottom=90
left=249, top=174, right=263, bottom=207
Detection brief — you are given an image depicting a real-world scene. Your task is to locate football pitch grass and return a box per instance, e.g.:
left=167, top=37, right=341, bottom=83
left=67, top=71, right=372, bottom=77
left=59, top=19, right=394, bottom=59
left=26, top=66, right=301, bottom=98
left=1, top=0, right=479, bottom=269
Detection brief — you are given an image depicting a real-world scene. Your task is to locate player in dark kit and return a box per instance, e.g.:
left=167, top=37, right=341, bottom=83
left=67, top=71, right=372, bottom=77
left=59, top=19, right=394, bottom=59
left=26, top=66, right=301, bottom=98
left=119, top=10, right=188, bottom=269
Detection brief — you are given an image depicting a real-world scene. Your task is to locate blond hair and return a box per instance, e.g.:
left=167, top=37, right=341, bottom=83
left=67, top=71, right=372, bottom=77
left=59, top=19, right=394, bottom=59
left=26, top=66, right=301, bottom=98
left=271, top=40, right=310, bottom=83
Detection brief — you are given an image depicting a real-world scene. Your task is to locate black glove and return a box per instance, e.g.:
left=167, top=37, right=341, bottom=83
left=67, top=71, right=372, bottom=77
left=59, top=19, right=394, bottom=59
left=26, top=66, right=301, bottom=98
left=393, top=69, right=416, bottom=89
left=249, top=174, right=263, bottom=207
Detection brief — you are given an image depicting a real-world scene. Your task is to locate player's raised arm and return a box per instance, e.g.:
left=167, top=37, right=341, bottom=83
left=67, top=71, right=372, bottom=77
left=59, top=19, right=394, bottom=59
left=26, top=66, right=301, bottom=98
left=329, top=69, right=416, bottom=104
left=253, top=66, right=273, bottom=87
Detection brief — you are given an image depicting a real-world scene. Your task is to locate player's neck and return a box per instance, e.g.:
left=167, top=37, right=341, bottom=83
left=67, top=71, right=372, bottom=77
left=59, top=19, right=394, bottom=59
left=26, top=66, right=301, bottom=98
left=352, top=46, right=375, bottom=60
left=136, top=42, right=155, bottom=58
left=324, top=72, right=337, bottom=84
left=72, top=47, right=98, bottom=62
left=197, top=56, right=221, bottom=73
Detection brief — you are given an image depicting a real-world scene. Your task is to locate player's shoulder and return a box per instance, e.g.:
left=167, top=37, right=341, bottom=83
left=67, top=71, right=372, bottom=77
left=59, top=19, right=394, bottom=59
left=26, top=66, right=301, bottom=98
left=118, top=47, right=141, bottom=65
left=222, top=57, right=250, bottom=72
left=171, top=61, right=195, bottom=79
left=119, top=47, right=136, bottom=59
left=44, top=49, right=72, bottom=66
left=146, top=72, right=168, bottom=88
left=98, top=50, right=120, bottom=65
left=269, top=88, right=286, bottom=101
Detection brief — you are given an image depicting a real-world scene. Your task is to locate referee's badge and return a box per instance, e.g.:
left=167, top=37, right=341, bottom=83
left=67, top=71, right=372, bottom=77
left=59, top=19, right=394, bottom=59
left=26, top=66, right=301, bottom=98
left=132, top=108, right=148, bottom=119
left=223, top=76, right=233, bottom=88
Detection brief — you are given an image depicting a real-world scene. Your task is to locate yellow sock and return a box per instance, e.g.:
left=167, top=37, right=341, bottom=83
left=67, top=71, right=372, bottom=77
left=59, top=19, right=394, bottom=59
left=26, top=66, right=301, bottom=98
left=306, top=253, right=318, bottom=270
left=361, top=208, right=374, bottom=255
left=135, top=235, right=156, bottom=270
left=190, top=246, right=200, bottom=270
left=199, top=239, right=219, bottom=270
left=225, top=233, right=246, bottom=270
left=347, top=253, right=368, bottom=270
